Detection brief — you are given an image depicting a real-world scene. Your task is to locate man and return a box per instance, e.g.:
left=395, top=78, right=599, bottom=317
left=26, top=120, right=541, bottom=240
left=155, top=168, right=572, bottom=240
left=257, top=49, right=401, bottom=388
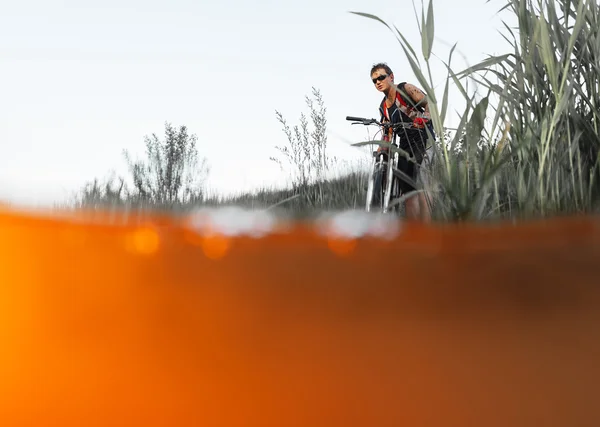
left=370, top=62, right=434, bottom=222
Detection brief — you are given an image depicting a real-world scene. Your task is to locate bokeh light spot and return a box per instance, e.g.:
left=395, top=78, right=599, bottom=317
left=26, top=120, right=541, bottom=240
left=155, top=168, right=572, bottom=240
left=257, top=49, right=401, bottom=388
left=201, top=234, right=230, bottom=260
left=128, top=227, right=160, bottom=255
left=327, top=237, right=357, bottom=257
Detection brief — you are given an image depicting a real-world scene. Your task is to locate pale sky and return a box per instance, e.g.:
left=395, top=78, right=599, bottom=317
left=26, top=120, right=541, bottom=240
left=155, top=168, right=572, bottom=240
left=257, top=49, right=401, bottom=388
left=0, top=0, right=514, bottom=207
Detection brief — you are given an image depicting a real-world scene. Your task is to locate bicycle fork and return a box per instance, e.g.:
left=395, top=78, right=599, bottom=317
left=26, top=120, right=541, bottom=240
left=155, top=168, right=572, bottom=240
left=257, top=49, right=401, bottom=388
left=365, top=154, right=381, bottom=212
left=383, top=151, right=398, bottom=214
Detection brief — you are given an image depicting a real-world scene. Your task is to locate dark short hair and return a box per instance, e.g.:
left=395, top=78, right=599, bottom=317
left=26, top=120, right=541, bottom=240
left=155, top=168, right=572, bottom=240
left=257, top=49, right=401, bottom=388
left=370, top=62, right=393, bottom=77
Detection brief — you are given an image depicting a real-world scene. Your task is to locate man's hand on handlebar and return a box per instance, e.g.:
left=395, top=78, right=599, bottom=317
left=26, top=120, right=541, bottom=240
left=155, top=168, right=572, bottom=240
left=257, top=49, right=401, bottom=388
left=412, top=117, right=428, bottom=129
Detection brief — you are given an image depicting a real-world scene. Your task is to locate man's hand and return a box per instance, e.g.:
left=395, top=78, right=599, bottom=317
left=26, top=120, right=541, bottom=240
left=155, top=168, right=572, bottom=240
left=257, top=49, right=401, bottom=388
left=376, top=145, right=390, bottom=155
left=413, top=117, right=428, bottom=129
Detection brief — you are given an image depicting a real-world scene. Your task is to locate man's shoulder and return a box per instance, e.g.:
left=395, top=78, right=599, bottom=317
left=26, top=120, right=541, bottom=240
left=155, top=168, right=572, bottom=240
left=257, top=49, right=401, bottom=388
left=396, top=82, right=408, bottom=94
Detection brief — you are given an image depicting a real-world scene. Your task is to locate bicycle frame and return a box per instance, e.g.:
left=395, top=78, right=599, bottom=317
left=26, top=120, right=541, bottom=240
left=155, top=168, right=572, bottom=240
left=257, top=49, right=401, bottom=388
left=346, top=116, right=415, bottom=214
left=364, top=133, right=398, bottom=213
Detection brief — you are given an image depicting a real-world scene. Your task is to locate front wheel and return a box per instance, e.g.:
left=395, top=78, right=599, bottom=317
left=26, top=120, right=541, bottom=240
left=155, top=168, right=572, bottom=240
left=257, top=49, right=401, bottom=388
left=365, top=162, right=386, bottom=212
left=388, top=176, right=403, bottom=215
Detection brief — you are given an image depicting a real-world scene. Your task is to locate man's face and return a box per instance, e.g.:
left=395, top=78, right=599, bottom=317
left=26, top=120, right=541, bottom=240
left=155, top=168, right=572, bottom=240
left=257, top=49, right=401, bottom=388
left=371, top=69, right=393, bottom=92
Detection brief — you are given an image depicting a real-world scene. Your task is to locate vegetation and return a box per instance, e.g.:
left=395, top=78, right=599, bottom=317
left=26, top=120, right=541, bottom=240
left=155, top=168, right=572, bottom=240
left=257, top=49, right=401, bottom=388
left=74, top=122, right=209, bottom=213
left=350, top=0, right=600, bottom=221
left=73, top=89, right=369, bottom=218
left=73, top=0, right=600, bottom=222
left=271, top=87, right=337, bottom=190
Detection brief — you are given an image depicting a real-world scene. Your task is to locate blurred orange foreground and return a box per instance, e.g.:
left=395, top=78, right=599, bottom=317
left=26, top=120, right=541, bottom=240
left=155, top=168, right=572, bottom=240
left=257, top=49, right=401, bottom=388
left=1, top=207, right=599, bottom=426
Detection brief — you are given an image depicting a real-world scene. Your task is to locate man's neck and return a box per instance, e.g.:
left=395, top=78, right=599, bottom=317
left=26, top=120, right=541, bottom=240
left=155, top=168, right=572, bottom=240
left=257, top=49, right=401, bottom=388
left=385, top=85, right=397, bottom=102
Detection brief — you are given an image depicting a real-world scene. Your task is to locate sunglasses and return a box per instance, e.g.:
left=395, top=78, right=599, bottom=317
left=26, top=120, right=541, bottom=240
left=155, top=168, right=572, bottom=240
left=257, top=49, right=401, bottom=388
left=372, top=74, right=388, bottom=84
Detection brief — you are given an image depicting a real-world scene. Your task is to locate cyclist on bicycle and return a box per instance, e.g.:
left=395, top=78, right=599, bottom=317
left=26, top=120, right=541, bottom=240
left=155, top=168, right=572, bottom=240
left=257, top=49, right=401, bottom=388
left=370, top=62, right=434, bottom=222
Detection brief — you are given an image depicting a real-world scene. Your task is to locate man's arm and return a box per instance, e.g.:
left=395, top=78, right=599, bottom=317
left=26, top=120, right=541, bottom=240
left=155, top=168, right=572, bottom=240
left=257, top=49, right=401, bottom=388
left=403, top=83, right=430, bottom=119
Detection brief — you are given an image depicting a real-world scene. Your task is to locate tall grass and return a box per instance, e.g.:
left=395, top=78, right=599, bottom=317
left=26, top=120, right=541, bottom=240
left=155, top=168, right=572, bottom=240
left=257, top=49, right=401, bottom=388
left=71, top=158, right=372, bottom=219
left=201, top=167, right=371, bottom=219
left=352, top=0, right=600, bottom=221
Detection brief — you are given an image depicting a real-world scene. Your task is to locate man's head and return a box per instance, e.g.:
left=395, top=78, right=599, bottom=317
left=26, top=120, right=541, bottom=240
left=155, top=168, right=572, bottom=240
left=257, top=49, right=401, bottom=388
left=370, top=62, right=394, bottom=93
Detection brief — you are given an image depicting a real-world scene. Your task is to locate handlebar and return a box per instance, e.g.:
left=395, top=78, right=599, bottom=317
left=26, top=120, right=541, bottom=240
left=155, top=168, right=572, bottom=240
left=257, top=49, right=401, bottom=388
left=345, top=115, right=415, bottom=130
left=346, top=116, right=376, bottom=124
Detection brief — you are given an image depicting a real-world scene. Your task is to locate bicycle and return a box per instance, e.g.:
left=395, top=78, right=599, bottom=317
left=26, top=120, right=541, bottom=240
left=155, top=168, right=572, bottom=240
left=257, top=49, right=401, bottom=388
left=346, top=116, right=423, bottom=215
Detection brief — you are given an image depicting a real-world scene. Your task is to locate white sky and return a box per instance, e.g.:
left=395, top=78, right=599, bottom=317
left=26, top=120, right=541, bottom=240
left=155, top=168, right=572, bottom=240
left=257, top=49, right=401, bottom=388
left=0, top=0, right=515, bottom=207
